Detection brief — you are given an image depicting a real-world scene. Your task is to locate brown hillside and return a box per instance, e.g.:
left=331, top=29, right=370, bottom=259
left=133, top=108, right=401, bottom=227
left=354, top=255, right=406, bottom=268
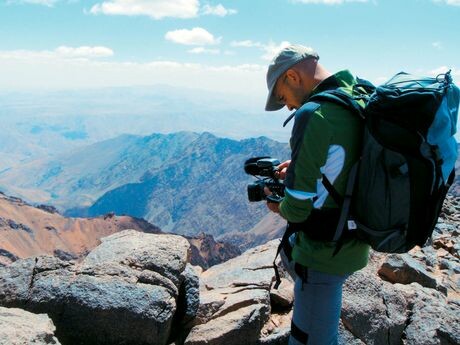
left=0, top=192, right=161, bottom=266
left=0, top=192, right=240, bottom=268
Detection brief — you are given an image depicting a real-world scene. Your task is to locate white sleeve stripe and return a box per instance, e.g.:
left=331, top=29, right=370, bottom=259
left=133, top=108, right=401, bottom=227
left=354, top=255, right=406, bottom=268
left=314, top=144, right=346, bottom=208
left=285, top=187, right=316, bottom=201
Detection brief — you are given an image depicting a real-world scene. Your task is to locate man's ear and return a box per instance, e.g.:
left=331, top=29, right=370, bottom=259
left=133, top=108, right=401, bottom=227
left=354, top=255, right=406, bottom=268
left=285, top=68, right=301, bottom=86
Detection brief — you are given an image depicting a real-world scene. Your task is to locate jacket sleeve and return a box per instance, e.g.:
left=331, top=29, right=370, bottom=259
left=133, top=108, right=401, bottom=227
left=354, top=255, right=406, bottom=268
left=279, top=105, right=333, bottom=222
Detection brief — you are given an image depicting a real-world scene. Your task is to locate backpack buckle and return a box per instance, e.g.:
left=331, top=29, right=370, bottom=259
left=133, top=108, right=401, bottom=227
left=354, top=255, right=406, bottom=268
left=437, top=69, right=452, bottom=85
left=347, top=220, right=357, bottom=230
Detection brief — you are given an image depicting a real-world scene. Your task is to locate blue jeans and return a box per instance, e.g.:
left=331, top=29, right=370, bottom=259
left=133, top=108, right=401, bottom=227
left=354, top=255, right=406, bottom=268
left=288, top=269, right=349, bottom=345
left=281, top=247, right=349, bottom=345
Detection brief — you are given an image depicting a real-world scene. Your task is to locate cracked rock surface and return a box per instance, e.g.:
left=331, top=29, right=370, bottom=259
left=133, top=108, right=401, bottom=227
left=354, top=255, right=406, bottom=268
left=341, top=196, right=460, bottom=344
left=0, top=230, right=198, bottom=345
left=0, top=306, right=61, bottom=345
left=185, top=240, right=288, bottom=345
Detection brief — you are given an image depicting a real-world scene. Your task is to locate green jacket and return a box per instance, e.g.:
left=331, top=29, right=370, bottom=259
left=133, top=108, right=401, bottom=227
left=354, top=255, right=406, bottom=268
left=279, top=70, right=369, bottom=275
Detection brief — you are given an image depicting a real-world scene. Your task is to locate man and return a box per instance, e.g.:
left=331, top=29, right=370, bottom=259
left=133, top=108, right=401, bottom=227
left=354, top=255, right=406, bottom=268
left=264, top=44, right=370, bottom=345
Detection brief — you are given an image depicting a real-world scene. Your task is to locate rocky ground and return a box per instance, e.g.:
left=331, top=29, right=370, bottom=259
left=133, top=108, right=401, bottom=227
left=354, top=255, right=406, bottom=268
left=0, top=197, right=458, bottom=345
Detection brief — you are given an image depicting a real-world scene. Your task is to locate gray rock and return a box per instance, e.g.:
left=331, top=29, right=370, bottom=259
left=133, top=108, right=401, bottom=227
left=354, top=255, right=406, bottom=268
left=342, top=254, right=408, bottom=345
left=338, top=322, right=365, bottom=345
left=421, top=246, right=438, bottom=268
left=270, top=278, right=294, bottom=309
left=258, top=311, right=292, bottom=345
left=83, top=229, right=190, bottom=287
left=200, top=240, right=278, bottom=290
left=0, top=306, right=61, bottom=345
left=185, top=240, right=279, bottom=345
left=185, top=304, right=270, bottom=345
left=378, top=254, right=438, bottom=289
left=179, top=264, right=200, bottom=327
left=342, top=249, right=460, bottom=345
left=258, top=327, right=290, bottom=345
left=0, top=230, right=197, bottom=345
left=396, top=283, right=460, bottom=345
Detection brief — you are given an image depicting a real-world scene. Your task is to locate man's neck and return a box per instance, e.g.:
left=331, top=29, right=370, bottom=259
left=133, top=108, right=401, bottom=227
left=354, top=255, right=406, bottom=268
left=311, top=65, right=332, bottom=90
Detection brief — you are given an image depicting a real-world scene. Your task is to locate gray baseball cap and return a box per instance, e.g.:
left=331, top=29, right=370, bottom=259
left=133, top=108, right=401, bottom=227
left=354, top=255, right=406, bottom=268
left=265, top=44, right=319, bottom=111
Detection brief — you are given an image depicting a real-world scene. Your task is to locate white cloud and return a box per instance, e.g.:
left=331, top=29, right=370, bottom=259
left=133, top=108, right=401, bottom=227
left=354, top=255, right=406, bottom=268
left=0, top=49, right=266, bottom=99
left=165, top=27, right=221, bottom=46
left=433, top=0, right=460, bottom=6
left=429, top=66, right=460, bottom=78
left=0, top=46, right=114, bottom=60
left=55, top=46, right=114, bottom=58
left=90, top=0, right=200, bottom=19
left=291, top=0, right=368, bottom=4
left=230, top=40, right=262, bottom=48
left=432, top=41, right=443, bottom=49
left=261, top=41, right=292, bottom=61
left=201, top=4, right=237, bottom=16
left=6, top=0, right=59, bottom=6
left=230, top=40, right=297, bottom=61
left=188, top=47, right=220, bottom=54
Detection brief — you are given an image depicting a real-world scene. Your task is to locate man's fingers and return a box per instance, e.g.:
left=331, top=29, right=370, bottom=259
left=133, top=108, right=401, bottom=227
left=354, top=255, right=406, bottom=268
left=264, top=186, right=272, bottom=196
left=278, top=160, right=291, bottom=169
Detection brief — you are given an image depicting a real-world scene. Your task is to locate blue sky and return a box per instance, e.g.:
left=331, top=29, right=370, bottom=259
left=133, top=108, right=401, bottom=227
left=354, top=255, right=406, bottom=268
left=0, top=0, right=459, bottom=105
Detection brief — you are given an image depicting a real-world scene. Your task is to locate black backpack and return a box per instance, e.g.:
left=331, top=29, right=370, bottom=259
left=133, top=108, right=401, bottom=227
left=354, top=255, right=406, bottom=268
left=274, top=71, right=459, bottom=288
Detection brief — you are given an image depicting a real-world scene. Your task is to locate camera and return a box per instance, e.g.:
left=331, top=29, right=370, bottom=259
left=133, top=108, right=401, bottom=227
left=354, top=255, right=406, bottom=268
left=244, top=156, right=285, bottom=202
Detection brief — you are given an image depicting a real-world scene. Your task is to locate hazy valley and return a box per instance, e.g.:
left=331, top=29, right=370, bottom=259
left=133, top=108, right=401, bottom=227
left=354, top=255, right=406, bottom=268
left=0, top=131, right=290, bottom=239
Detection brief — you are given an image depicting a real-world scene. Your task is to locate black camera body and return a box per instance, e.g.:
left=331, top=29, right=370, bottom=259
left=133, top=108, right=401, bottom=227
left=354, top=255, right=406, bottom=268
left=244, top=157, right=285, bottom=202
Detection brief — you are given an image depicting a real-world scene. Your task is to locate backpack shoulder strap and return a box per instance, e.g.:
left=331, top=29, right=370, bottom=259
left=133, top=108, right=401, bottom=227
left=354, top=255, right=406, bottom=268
left=309, top=89, right=366, bottom=120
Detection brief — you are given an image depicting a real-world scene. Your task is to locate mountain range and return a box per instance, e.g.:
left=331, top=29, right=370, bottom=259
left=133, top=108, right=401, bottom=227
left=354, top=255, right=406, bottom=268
left=0, top=132, right=290, bottom=238
left=0, top=86, right=291, bottom=171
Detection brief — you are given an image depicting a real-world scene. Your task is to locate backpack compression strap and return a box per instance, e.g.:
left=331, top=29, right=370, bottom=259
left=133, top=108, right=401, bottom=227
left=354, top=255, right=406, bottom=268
left=308, top=90, right=368, bottom=255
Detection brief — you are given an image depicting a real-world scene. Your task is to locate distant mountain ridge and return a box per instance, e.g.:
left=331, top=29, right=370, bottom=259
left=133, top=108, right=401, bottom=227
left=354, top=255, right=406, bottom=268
left=80, top=132, right=291, bottom=237
left=0, top=86, right=290, bottom=171
left=0, top=132, right=290, bottom=238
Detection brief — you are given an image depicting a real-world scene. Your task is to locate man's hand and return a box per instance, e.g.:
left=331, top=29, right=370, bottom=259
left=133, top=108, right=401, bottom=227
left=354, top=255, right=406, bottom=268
left=274, top=160, right=291, bottom=180
left=264, top=160, right=289, bottom=215
left=264, top=187, right=281, bottom=214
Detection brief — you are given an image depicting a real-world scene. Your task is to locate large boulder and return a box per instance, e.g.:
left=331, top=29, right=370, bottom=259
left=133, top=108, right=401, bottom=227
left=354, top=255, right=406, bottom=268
left=0, top=306, right=61, bottom=345
left=343, top=249, right=460, bottom=345
left=185, top=240, right=294, bottom=345
left=0, top=230, right=198, bottom=345
left=342, top=253, right=409, bottom=345
left=396, top=283, right=460, bottom=345
left=378, top=254, right=440, bottom=291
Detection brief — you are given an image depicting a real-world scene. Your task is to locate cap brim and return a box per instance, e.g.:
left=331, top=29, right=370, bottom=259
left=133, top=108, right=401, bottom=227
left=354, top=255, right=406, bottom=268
left=265, top=83, right=284, bottom=111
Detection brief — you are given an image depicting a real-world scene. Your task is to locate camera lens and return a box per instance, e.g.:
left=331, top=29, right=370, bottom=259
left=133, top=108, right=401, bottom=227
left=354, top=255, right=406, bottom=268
left=247, top=181, right=266, bottom=202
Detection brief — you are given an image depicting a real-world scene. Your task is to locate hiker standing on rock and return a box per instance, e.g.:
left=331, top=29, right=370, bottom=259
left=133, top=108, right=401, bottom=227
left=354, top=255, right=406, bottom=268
left=263, top=45, right=370, bottom=345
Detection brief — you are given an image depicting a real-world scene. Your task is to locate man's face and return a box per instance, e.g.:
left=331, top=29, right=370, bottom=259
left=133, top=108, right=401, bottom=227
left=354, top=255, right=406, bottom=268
left=274, top=71, right=307, bottom=111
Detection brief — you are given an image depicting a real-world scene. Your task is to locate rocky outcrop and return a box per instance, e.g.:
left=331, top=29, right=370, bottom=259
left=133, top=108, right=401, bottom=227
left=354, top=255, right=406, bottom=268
left=186, top=232, right=241, bottom=269
left=0, top=194, right=458, bottom=345
left=0, top=307, right=61, bottom=345
left=0, top=230, right=198, bottom=345
left=341, top=197, right=460, bottom=344
left=185, top=240, right=293, bottom=345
